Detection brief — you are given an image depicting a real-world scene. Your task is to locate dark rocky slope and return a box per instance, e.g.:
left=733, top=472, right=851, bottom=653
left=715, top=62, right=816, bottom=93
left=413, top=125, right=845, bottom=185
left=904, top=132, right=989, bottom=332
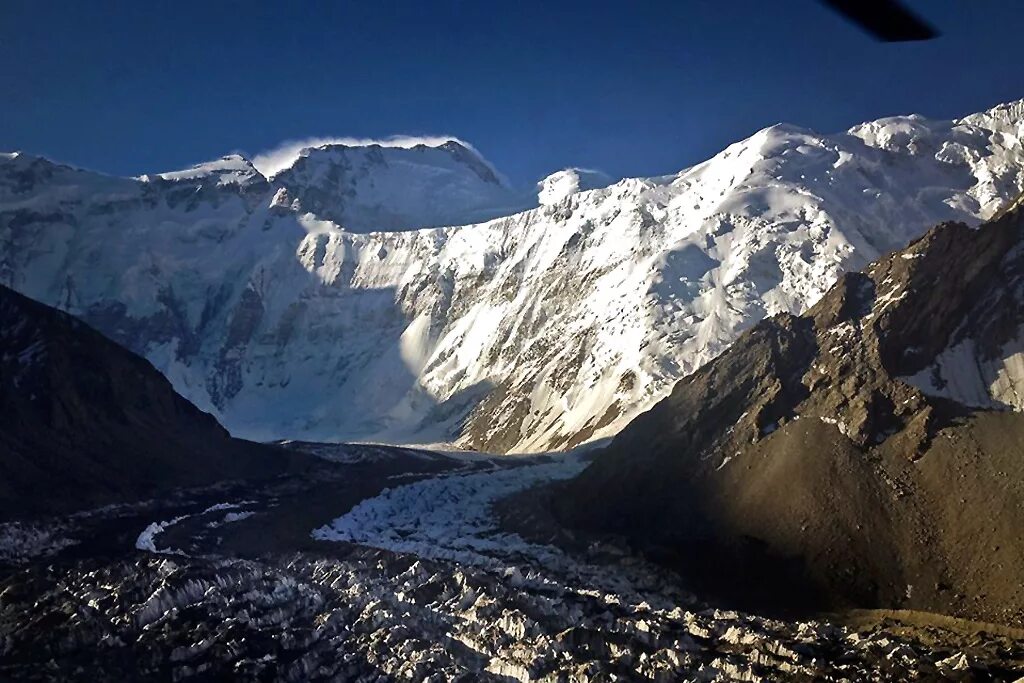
left=0, top=284, right=295, bottom=517
left=555, top=207, right=1024, bottom=627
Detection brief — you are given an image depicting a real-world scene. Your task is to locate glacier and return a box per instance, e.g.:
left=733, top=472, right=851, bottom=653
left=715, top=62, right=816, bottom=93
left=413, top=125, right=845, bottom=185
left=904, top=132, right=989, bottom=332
left=2, top=101, right=1024, bottom=452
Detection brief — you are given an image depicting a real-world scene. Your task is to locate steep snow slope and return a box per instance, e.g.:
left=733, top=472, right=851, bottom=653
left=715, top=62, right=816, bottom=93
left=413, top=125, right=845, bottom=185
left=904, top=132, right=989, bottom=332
left=2, top=103, right=1024, bottom=452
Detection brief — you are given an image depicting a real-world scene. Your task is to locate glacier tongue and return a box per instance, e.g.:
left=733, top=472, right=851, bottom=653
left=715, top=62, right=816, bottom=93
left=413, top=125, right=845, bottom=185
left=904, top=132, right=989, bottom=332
left=2, top=103, right=1024, bottom=452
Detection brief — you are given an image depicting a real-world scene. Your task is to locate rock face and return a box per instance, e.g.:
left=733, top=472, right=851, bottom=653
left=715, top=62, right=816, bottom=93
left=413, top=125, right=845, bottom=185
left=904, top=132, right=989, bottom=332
left=2, top=102, right=1024, bottom=452
left=556, top=207, right=1024, bottom=627
left=0, top=284, right=290, bottom=516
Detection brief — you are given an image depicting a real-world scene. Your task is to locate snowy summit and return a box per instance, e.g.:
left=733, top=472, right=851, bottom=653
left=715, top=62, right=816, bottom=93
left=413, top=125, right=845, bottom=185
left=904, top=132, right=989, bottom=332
left=2, top=100, right=1024, bottom=453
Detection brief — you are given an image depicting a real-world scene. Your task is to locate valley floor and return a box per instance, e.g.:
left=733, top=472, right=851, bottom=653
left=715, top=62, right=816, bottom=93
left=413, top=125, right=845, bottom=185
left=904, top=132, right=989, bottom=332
left=1, top=444, right=1022, bottom=681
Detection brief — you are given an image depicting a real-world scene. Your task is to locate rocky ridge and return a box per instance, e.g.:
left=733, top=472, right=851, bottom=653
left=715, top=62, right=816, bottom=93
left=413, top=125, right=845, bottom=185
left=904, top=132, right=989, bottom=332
left=556, top=207, right=1024, bottom=626
left=0, top=283, right=293, bottom=516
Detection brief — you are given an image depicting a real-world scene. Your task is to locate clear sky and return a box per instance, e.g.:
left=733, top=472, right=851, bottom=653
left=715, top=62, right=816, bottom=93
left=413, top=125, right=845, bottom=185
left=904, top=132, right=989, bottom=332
left=3, top=0, right=1023, bottom=186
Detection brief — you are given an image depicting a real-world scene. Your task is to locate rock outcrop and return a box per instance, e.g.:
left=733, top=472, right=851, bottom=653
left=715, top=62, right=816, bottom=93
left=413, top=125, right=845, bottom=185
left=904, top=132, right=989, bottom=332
left=557, top=208, right=1024, bottom=627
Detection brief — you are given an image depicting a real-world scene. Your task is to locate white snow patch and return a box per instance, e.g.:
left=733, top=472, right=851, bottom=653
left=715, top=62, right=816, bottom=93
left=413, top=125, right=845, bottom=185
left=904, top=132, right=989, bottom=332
left=222, top=510, right=255, bottom=523
left=135, top=516, right=189, bottom=555
left=136, top=502, right=250, bottom=554
left=901, top=329, right=1024, bottom=411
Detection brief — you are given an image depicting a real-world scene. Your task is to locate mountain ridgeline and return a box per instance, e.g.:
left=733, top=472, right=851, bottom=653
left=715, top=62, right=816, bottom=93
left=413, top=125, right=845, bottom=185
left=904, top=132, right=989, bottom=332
left=555, top=207, right=1024, bottom=626
left=0, top=284, right=294, bottom=516
left=2, top=102, right=1024, bottom=453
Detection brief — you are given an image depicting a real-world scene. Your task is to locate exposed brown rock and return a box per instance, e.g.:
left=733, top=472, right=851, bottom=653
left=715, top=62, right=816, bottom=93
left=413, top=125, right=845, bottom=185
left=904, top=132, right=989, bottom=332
left=555, top=209, right=1024, bottom=626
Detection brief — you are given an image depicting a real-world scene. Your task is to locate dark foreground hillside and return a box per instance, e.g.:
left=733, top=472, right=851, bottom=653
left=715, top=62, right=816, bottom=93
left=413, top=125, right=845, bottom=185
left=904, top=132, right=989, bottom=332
left=556, top=207, right=1024, bottom=627
left=0, top=284, right=296, bottom=517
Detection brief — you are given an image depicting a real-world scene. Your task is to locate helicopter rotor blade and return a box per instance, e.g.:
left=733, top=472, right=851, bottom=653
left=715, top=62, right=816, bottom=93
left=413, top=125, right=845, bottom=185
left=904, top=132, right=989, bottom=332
left=821, top=0, right=938, bottom=41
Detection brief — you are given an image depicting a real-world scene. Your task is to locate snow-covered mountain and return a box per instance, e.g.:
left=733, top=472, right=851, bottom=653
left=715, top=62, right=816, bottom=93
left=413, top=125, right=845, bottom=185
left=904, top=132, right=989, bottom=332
left=269, top=141, right=531, bottom=231
left=537, top=168, right=614, bottom=206
left=2, top=101, right=1023, bottom=452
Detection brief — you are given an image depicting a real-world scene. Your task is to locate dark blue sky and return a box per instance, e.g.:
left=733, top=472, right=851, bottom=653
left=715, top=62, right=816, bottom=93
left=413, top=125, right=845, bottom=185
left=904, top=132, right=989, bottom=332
left=3, top=0, right=1023, bottom=185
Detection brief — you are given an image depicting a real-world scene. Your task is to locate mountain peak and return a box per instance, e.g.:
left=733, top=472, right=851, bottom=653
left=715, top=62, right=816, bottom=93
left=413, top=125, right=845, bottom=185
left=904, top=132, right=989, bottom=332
left=269, top=138, right=526, bottom=231
left=957, top=98, right=1024, bottom=134
left=284, top=137, right=504, bottom=186
left=537, top=168, right=615, bottom=205
left=251, top=135, right=492, bottom=178
left=149, top=154, right=265, bottom=186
